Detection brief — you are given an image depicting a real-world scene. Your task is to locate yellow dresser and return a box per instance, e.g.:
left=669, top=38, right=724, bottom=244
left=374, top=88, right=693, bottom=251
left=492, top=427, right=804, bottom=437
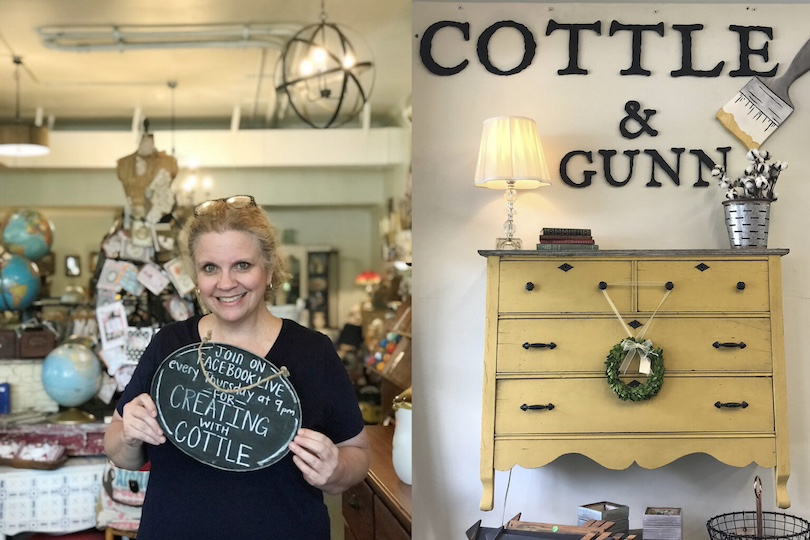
left=478, top=249, right=790, bottom=511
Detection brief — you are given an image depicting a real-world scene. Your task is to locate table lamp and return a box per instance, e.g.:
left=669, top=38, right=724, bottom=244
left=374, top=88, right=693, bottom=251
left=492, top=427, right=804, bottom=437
left=474, top=116, right=551, bottom=250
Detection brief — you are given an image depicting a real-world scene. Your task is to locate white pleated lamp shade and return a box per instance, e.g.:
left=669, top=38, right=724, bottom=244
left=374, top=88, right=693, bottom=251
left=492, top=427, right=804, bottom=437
left=474, top=116, right=551, bottom=190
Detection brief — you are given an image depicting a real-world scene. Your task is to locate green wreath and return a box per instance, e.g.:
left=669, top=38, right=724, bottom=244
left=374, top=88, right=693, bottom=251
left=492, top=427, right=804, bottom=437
left=605, top=338, right=665, bottom=401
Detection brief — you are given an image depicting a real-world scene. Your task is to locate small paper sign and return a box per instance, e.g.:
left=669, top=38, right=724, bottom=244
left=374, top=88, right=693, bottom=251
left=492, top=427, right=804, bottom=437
left=151, top=342, right=301, bottom=471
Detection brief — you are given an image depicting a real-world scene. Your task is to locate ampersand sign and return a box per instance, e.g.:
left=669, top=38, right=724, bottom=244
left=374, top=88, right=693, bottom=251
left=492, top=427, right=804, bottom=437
left=620, top=100, right=659, bottom=139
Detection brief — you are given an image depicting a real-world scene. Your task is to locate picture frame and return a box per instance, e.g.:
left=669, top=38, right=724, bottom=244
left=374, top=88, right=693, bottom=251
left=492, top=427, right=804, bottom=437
left=89, top=251, right=99, bottom=273
left=65, top=254, right=82, bottom=277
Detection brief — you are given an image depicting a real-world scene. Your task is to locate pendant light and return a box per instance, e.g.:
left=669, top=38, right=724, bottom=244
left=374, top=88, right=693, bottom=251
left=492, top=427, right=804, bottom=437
left=0, top=56, right=49, bottom=157
left=275, top=0, right=375, bottom=128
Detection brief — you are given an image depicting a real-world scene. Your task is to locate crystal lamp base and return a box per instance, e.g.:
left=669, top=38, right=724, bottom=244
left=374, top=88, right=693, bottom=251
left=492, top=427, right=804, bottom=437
left=496, top=237, right=522, bottom=250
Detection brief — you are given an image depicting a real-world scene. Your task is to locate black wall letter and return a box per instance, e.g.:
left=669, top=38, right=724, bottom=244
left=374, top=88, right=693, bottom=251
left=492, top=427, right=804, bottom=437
left=545, top=20, right=602, bottom=75
left=477, top=21, right=537, bottom=76
left=609, top=21, right=665, bottom=76
left=671, top=24, right=724, bottom=77
left=420, top=21, right=471, bottom=76
left=728, top=25, right=778, bottom=77
left=560, top=150, right=595, bottom=187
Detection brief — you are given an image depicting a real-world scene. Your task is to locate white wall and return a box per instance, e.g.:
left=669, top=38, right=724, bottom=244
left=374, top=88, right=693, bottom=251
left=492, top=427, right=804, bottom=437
left=412, top=3, right=810, bottom=538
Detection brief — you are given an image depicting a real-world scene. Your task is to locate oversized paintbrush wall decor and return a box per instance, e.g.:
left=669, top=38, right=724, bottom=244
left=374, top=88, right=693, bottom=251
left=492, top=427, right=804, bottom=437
left=478, top=249, right=790, bottom=511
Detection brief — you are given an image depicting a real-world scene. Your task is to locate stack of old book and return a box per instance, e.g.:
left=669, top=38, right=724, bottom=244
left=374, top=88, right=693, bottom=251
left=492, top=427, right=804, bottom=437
left=537, top=227, right=598, bottom=251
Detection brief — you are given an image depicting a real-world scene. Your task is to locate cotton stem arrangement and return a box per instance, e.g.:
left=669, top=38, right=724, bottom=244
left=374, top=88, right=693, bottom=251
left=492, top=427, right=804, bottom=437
left=712, top=149, right=787, bottom=201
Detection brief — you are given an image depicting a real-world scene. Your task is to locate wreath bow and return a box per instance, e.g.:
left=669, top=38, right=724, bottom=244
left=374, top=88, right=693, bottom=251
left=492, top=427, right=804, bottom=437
left=619, top=338, right=658, bottom=375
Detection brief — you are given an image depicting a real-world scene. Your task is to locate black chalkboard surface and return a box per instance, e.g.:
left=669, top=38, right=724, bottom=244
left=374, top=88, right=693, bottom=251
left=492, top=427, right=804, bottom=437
left=151, top=341, right=302, bottom=471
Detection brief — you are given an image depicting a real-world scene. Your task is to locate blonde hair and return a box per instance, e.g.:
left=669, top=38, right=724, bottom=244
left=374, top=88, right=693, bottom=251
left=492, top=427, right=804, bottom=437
left=183, top=200, right=289, bottom=301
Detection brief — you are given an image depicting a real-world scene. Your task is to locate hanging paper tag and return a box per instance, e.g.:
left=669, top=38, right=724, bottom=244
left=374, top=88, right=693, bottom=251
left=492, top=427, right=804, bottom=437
left=619, top=338, right=655, bottom=375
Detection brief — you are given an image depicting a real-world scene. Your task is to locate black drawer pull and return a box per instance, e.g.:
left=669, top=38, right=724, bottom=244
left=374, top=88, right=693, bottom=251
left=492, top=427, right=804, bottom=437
left=713, top=341, right=747, bottom=349
left=525, top=282, right=535, bottom=291
left=347, top=493, right=362, bottom=510
left=715, top=401, right=749, bottom=409
left=737, top=281, right=746, bottom=291
left=520, top=403, right=555, bottom=411
left=522, top=342, right=557, bottom=350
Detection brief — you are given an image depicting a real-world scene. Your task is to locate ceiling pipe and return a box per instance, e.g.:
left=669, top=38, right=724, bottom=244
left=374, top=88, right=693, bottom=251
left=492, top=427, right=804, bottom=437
left=38, top=23, right=302, bottom=52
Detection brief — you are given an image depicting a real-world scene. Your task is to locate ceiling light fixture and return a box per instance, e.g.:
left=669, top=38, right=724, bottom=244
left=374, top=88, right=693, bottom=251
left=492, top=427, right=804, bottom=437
left=275, top=0, right=375, bottom=128
left=0, top=57, right=49, bottom=157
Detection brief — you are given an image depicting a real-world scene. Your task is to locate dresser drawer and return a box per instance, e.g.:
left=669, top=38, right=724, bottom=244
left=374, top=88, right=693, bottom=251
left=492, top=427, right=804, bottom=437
left=497, top=317, right=771, bottom=374
left=343, top=481, right=374, bottom=540
left=638, top=260, right=769, bottom=312
left=650, top=318, right=772, bottom=371
left=374, top=495, right=410, bottom=540
left=499, top=260, right=632, bottom=314
left=495, top=377, right=774, bottom=434
left=497, top=319, right=626, bottom=373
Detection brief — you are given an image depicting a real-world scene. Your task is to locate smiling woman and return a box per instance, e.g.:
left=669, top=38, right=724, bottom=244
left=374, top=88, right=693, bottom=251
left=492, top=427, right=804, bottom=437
left=104, top=194, right=370, bottom=539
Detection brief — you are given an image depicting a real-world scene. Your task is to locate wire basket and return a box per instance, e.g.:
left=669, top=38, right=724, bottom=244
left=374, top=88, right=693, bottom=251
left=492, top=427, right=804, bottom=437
left=707, top=512, right=810, bottom=539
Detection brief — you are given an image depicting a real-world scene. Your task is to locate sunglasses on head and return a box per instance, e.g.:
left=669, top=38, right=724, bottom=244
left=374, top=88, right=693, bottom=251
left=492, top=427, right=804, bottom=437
left=193, top=195, right=257, bottom=216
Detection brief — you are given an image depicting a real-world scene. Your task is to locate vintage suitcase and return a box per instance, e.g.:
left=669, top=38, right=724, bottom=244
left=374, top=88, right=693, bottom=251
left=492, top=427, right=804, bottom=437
left=0, top=328, right=18, bottom=359
left=17, top=329, right=56, bottom=358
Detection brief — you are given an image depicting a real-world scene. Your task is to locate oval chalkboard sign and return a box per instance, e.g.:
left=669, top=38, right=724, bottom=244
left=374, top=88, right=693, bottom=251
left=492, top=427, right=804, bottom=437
left=151, top=341, right=301, bottom=472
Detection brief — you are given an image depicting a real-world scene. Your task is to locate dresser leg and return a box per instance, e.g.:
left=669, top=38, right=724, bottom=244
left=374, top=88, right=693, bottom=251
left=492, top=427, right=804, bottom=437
left=775, top=462, right=791, bottom=508
left=480, top=471, right=494, bottom=511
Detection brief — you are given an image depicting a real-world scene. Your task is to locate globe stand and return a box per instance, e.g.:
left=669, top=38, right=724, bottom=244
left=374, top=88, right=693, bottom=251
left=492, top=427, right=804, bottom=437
left=46, top=407, right=96, bottom=425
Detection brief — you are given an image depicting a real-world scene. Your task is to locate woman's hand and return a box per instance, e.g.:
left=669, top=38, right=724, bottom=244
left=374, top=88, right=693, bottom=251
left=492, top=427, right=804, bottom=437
left=121, top=393, right=166, bottom=446
left=289, top=428, right=370, bottom=495
left=289, top=428, right=339, bottom=487
left=104, top=393, right=166, bottom=470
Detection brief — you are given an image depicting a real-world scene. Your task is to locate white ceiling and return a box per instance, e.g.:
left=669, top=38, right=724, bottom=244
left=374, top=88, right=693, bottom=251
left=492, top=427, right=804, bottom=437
left=0, top=0, right=412, bottom=131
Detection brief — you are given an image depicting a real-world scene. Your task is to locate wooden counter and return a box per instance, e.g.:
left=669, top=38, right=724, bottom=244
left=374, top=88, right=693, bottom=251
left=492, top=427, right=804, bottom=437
left=343, top=424, right=412, bottom=539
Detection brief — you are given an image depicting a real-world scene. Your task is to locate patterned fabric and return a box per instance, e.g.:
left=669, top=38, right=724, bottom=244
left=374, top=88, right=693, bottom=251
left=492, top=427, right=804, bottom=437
left=0, top=457, right=105, bottom=536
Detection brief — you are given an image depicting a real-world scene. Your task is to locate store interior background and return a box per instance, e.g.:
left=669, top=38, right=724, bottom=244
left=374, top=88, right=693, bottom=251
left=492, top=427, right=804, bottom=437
left=0, top=2, right=410, bottom=538
left=0, top=0, right=412, bottom=329
left=412, top=1, right=810, bottom=539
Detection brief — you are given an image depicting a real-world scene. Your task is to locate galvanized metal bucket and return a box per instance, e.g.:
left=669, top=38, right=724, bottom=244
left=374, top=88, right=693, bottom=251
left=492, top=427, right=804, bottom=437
left=723, top=199, right=771, bottom=248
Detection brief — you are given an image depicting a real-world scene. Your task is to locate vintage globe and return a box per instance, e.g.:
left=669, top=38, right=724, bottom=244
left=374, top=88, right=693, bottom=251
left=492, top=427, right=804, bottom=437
left=0, top=252, right=41, bottom=311
left=41, top=342, right=102, bottom=408
left=2, top=209, right=54, bottom=262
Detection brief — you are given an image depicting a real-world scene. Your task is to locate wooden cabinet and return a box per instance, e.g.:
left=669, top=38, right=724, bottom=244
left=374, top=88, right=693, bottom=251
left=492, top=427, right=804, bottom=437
left=343, top=425, right=411, bottom=539
left=479, top=249, right=790, bottom=511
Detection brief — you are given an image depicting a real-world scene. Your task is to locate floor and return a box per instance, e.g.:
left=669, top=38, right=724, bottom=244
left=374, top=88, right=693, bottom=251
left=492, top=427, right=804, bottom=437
left=326, top=493, right=345, bottom=540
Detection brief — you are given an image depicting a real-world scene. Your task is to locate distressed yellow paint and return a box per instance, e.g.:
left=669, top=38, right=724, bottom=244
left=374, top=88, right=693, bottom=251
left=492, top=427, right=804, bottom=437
left=478, top=250, right=791, bottom=510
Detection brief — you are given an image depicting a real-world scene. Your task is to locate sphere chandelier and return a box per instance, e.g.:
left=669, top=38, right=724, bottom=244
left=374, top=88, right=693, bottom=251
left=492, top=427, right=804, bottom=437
left=275, top=1, right=375, bottom=129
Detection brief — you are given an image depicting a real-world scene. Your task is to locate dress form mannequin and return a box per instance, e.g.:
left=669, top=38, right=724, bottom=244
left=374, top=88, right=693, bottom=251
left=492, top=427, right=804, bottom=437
left=116, top=134, right=179, bottom=223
